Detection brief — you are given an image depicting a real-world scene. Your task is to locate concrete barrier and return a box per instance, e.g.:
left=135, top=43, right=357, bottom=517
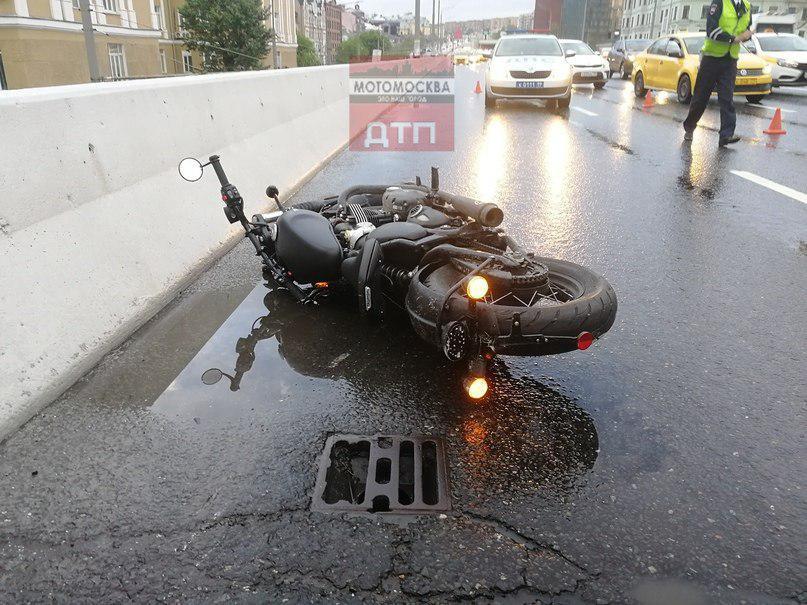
left=0, top=65, right=350, bottom=441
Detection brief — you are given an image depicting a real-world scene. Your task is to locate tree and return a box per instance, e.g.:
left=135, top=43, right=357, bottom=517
left=179, top=0, right=270, bottom=72
left=297, top=34, right=321, bottom=67
left=336, top=31, right=392, bottom=64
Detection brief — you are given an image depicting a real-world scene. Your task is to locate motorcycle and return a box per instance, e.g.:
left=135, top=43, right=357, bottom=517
left=178, top=155, right=617, bottom=399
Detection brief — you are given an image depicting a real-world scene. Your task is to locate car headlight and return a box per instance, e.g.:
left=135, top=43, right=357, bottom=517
left=777, top=58, right=799, bottom=69
left=763, top=64, right=772, bottom=75
left=492, top=66, right=509, bottom=79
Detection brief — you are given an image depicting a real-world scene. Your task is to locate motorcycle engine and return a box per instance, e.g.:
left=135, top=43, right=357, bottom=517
left=382, top=187, right=428, bottom=221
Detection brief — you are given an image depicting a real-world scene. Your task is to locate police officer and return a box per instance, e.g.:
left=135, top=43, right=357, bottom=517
left=683, top=0, right=752, bottom=146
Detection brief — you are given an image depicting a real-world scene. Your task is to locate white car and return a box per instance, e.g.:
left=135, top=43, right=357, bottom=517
left=560, top=39, right=610, bottom=89
left=746, top=33, right=807, bottom=87
left=485, top=34, right=574, bottom=108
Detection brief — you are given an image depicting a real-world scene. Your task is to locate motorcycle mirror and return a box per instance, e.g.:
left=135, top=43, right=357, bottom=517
left=266, top=185, right=280, bottom=199
left=178, top=157, right=204, bottom=182
left=201, top=368, right=224, bottom=385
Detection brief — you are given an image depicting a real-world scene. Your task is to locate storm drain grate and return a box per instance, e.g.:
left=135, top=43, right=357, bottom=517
left=312, top=435, right=451, bottom=514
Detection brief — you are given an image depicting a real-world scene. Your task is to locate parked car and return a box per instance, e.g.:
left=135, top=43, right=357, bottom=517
left=453, top=47, right=481, bottom=65
left=485, top=34, right=574, bottom=109
left=560, top=39, right=610, bottom=89
left=608, top=38, right=652, bottom=79
left=632, top=34, right=772, bottom=103
left=745, top=33, right=807, bottom=87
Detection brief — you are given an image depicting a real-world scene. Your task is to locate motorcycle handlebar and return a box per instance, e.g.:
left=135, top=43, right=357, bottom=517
left=209, top=155, right=230, bottom=187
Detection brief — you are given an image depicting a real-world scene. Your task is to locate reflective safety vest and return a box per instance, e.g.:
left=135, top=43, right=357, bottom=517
left=702, top=0, right=751, bottom=59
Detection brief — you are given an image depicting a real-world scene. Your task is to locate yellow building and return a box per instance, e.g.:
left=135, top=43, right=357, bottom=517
left=0, top=0, right=297, bottom=90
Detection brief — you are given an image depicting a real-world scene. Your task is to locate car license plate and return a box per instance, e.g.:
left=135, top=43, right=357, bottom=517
left=516, top=81, right=544, bottom=89
left=583, top=71, right=599, bottom=78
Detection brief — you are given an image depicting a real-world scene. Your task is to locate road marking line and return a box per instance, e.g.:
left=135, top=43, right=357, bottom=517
left=572, top=107, right=599, bottom=117
left=731, top=170, right=807, bottom=205
left=747, top=103, right=796, bottom=113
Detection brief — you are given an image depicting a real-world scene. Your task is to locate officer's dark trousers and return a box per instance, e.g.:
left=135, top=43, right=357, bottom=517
left=683, top=54, right=738, bottom=139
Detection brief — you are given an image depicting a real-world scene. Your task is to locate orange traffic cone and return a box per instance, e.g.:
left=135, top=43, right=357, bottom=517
left=764, top=108, right=787, bottom=135
left=474, top=81, right=483, bottom=94
left=642, top=90, right=654, bottom=109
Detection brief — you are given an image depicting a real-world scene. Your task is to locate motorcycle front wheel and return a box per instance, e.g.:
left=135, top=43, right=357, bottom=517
left=406, top=256, right=618, bottom=357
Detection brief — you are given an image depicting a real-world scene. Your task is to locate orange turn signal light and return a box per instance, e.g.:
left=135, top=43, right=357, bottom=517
left=466, top=275, right=489, bottom=300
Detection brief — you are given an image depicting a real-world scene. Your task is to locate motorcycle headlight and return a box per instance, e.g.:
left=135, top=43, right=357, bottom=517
left=763, top=64, right=772, bottom=75
left=777, top=58, right=798, bottom=69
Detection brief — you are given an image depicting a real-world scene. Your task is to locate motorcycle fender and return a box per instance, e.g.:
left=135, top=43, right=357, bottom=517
left=358, top=239, right=383, bottom=313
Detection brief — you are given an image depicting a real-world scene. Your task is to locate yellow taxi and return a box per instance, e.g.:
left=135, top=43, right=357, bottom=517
left=632, top=33, right=773, bottom=103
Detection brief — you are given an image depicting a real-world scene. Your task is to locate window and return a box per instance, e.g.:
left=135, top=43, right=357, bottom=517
left=786, top=6, right=795, bottom=13
left=768, top=5, right=777, bottom=11
left=666, top=39, right=683, bottom=56
left=159, top=49, right=167, bottom=73
left=701, top=4, right=710, bottom=18
left=682, top=5, right=690, bottom=18
left=495, top=37, right=563, bottom=57
left=648, top=39, right=668, bottom=54
left=182, top=50, right=193, bottom=73
left=102, top=0, right=119, bottom=11
left=108, top=43, right=127, bottom=79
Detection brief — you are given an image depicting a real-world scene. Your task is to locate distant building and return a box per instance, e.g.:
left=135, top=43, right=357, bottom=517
left=561, top=0, right=622, bottom=46
left=267, top=0, right=298, bottom=68
left=535, top=0, right=564, bottom=33
left=296, top=0, right=326, bottom=61
left=324, top=0, right=342, bottom=63
left=619, top=0, right=806, bottom=39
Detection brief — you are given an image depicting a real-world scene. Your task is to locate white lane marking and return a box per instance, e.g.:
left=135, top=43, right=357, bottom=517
left=731, top=171, right=807, bottom=205
left=571, top=107, right=599, bottom=117
left=746, top=103, right=796, bottom=113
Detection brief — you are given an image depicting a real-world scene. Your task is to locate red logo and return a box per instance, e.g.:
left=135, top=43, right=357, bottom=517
left=349, top=56, right=455, bottom=152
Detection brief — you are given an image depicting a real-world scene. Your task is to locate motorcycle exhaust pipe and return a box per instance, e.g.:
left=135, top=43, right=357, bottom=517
left=438, top=192, right=504, bottom=228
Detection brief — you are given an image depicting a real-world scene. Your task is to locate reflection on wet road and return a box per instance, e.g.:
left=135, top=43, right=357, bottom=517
left=0, top=67, right=805, bottom=604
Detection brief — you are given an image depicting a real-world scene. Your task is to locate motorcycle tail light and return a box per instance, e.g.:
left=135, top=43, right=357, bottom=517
left=465, top=377, right=489, bottom=400
left=577, top=332, right=595, bottom=350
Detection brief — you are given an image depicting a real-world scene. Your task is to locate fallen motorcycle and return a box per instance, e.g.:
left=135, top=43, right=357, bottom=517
left=179, top=155, right=617, bottom=399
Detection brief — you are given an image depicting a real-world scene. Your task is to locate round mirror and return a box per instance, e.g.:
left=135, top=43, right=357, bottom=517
left=178, top=157, right=204, bottom=182
left=201, top=368, right=223, bottom=385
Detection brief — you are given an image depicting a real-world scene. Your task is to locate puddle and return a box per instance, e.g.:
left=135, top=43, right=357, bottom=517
left=151, top=283, right=600, bottom=499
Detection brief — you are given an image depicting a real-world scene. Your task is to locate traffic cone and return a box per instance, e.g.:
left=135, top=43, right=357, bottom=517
left=763, top=108, right=787, bottom=135
left=642, top=90, right=654, bottom=109
left=474, top=81, right=483, bottom=94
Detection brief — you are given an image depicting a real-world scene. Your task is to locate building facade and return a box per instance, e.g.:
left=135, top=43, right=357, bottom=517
left=295, top=0, right=326, bottom=62
left=0, top=0, right=166, bottom=89
left=619, top=0, right=807, bottom=39
left=0, top=0, right=297, bottom=90
left=560, top=0, right=622, bottom=46
left=266, top=0, right=297, bottom=67
left=324, top=0, right=341, bottom=63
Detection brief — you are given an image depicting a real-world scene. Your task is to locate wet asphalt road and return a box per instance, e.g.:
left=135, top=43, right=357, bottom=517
left=1, top=67, right=805, bottom=604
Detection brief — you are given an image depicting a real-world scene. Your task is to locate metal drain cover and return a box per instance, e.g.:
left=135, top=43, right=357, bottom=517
left=312, top=435, right=451, bottom=514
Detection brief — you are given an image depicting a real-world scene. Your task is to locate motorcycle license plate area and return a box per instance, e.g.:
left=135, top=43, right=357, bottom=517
left=516, top=81, right=544, bottom=89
